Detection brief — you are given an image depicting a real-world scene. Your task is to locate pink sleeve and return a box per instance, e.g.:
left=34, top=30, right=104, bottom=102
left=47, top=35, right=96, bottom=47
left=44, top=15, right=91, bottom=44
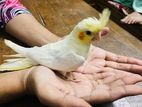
left=0, top=0, right=30, bottom=28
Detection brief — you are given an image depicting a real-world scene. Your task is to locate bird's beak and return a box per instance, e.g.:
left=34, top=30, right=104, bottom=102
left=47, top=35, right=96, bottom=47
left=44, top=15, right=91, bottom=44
left=91, top=32, right=101, bottom=41
left=92, top=34, right=101, bottom=41
left=92, top=27, right=109, bottom=41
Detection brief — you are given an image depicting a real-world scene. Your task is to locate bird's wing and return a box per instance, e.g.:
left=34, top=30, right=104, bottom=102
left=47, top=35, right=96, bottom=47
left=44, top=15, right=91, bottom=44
left=48, top=50, right=85, bottom=72
left=27, top=45, right=85, bottom=72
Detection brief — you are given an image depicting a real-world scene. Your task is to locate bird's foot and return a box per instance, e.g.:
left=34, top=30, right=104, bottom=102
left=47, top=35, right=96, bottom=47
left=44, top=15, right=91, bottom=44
left=65, top=72, right=81, bottom=82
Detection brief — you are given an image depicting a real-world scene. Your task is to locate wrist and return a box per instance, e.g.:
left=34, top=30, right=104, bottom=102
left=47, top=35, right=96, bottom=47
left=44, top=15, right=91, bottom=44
left=24, top=66, right=46, bottom=95
left=23, top=67, right=37, bottom=95
left=0, top=69, right=32, bottom=103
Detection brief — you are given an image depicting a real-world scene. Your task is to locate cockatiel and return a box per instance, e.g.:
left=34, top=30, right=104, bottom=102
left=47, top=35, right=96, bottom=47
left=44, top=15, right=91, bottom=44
left=0, top=8, right=111, bottom=76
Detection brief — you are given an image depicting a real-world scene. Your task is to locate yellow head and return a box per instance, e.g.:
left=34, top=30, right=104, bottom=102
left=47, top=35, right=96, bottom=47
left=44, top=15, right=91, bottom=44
left=70, top=8, right=111, bottom=45
left=75, top=17, right=101, bottom=44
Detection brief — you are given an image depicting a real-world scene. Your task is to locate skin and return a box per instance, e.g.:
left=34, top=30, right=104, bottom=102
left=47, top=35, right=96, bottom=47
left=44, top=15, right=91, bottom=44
left=5, top=14, right=60, bottom=46
left=107, top=0, right=142, bottom=25
left=121, top=12, right=142, bottom=24
left=25, top=47, right=142, bottom=107
left=0, top=14, right=142, bottom=106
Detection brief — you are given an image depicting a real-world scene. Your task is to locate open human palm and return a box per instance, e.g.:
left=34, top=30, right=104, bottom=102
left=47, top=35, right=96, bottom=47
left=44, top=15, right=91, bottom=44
left=26, top=46, right=142, bottom=107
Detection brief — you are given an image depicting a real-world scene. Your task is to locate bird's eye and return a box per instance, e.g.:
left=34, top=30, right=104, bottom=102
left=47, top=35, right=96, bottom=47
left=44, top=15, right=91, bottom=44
left=85, top=30, right=92, bottom=36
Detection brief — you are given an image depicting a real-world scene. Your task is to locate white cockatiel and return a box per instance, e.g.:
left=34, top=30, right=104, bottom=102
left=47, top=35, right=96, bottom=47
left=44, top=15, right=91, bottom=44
left=0, top=8, right=111, bottom=76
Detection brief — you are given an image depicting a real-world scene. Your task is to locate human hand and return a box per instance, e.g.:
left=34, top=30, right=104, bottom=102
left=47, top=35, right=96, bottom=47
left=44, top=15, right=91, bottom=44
left=77, top=45, right=142, bottom=74
left=25, top=65, right=142, bottom=107
left=77, top=26, right=142, bottom=74
left=25, top=66, right=92, bottom=107
left=24, top=27, right=142, bottom=107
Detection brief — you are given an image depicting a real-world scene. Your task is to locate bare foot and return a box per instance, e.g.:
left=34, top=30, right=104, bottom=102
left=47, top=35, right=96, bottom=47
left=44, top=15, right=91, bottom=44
left=121, top=12, right=142, bottom=24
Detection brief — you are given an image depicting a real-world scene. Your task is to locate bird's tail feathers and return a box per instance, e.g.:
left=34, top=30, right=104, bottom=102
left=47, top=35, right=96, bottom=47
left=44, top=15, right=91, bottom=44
left=3, top=54, right=24, bottom=58
left=4, top=39, right=28, bottom=56
left=0, top=57, right=38, bottom=71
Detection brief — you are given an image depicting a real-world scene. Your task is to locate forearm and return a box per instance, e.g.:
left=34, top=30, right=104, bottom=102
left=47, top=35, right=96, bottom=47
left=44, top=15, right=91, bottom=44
left=5, top=14, right=60, bottom=46
left=0, top=69, right=30, bottom=104
left=0, top=0, right=60, bottom=46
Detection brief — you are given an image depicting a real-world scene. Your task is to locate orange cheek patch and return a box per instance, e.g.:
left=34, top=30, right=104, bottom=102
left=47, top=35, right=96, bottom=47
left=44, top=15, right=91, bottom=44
left=78, top=32, right=84, bottom=40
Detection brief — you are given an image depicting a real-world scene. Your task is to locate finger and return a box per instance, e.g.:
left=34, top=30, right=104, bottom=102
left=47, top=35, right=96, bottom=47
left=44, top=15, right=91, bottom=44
left=99, top=27, right=110, bottom=37
left=121, top=16, right=131, bottom=24
left=133, top=20, right=137, bottom=24
left=121, top=73, right=142, bottom=85
left=127, top=18, right=133, bottom=24
left=102, top=67, right=131, bottom=76
left=128, top=17, right=136, bottom=24
left=87, top=84, right=142, bottom=103
left=130, top=18, right=136, bottom=24
left=38, top=83, right=92, bottom=107
left=102, top=67, right=142, bottom=85
left=106, top=52, right=142, bottom=65
left=110, top=69, right=142, bottom=84
left=105, top=61, right=142, bottom=73
left=102, top=69, right=142, bottom=85
left=110, top=85, right=142, bottom=100
left=121, top=16, right=127, bottom=22
left=124, top=16, right=131, bottom=24
left=108, top=74, right=142, bottom=87
left=123, top=85, right=142, bottom=96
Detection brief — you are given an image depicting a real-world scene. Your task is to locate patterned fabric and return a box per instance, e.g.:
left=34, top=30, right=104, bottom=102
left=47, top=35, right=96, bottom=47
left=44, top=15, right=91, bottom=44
left=114, top=0, right=142, bottom=13
left=114, top=0, right=133, bottom=8
left=0, top=0, right=30, bottom=28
